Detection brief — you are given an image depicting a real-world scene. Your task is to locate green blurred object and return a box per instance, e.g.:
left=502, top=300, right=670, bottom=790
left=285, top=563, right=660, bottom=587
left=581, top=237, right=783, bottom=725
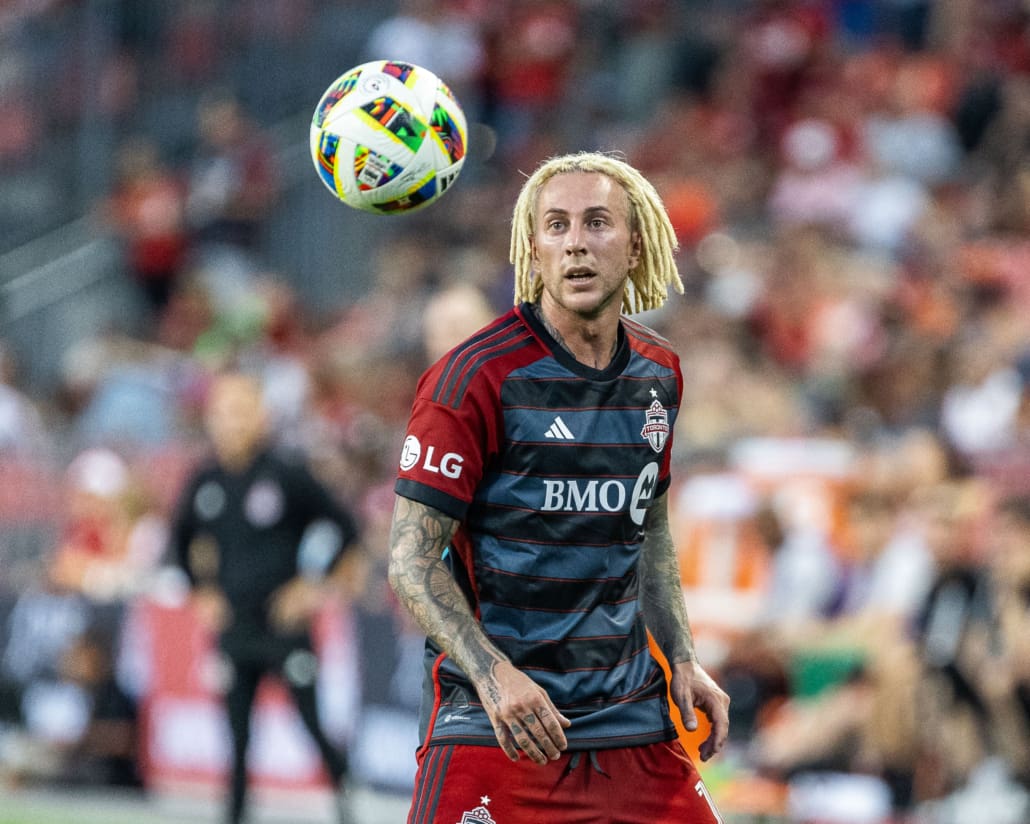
left=790, top=646, right=867, bottom=699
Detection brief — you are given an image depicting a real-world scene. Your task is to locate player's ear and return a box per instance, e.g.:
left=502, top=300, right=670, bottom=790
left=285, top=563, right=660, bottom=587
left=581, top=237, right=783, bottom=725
left=628, top=231, right=642, bottom=270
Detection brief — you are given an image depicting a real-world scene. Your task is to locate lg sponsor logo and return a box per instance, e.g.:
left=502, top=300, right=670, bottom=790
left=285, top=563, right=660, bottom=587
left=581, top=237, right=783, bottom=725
left=541, top=462, right=658, bottom=525
left=399, top=435, right=465, bottom=479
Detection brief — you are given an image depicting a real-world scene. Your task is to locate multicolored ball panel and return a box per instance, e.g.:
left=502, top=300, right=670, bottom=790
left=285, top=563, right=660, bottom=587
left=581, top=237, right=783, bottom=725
left=373, top=173, right=437, bottom=213
left=380, top=60, right=416, bottom=85
left=354, top=145, right=403, bottom=191
left=315, top=132, right=341, bottom=195
left=358, top=97, right=426, bottom=153
left=313, top=69, right=361, bottom=129
left=430, top=104, right=465, bottom=164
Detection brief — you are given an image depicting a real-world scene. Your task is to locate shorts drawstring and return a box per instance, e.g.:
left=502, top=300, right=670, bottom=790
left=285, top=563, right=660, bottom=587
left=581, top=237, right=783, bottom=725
left=560, top=750, right=609, bottom=780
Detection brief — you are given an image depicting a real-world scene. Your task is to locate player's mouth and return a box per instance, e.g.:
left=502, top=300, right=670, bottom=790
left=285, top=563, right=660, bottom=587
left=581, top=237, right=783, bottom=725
left=564, top=267, right=596, bottom=282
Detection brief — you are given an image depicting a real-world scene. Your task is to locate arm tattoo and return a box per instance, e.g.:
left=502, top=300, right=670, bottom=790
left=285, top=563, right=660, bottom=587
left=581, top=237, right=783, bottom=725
left=639, top=492, right=695, bottom=664
left=387, top=496, right=508, bottom=692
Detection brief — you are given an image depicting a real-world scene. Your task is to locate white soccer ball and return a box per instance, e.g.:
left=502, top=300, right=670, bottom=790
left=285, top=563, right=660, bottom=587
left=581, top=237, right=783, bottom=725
left=310, top=60, right=468, bottom=214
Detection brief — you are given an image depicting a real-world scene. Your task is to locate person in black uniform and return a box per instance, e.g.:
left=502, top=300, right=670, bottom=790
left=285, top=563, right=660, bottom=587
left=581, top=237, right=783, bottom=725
left=170, top=371, right=363, bottom=824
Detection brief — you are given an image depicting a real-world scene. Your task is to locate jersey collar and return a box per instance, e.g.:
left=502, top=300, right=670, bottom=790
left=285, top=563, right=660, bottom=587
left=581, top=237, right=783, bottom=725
left=518, top=302, right=630, bottom=382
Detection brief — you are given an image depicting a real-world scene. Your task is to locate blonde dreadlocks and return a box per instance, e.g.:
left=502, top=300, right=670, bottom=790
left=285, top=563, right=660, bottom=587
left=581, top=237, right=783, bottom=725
left=509, top=151, right=683, bottom=314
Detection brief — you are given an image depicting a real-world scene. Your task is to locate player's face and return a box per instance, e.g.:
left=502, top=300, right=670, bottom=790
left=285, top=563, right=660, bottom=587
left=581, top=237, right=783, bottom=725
left=531, top=172, right=641, bottom=322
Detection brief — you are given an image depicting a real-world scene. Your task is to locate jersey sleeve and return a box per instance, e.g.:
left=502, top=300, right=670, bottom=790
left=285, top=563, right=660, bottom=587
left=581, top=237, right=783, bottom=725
left=288, top=459, right=362, bottom=546
left=394, top=366, right=498, bottom=521
left=168, top=472, right=202, bottom=587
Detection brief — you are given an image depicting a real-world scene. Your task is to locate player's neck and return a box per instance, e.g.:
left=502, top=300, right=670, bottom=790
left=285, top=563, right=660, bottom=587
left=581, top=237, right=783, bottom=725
left=214, top=445, right=262, bottom=474
left=531, top=301, right=619, bottom=370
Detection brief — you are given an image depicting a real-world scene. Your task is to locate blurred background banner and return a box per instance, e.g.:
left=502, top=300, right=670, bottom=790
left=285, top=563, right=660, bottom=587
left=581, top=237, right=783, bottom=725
left=1, top=2, right=1029, bottom=823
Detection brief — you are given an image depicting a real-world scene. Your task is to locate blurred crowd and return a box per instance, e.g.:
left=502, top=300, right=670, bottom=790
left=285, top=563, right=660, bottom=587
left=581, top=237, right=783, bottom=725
left=1, top=1, right=1029, bottom=823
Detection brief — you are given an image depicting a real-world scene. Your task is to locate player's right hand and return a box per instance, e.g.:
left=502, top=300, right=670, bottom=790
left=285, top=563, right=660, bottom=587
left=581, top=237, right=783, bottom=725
left=478, top=660, right=572, bottom=765
left=268, top=577, right=323, bottom=632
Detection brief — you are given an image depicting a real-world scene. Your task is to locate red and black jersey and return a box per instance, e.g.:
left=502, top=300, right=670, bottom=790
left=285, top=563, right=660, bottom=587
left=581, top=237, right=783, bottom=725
left=395, top=303, right=682, bottom=750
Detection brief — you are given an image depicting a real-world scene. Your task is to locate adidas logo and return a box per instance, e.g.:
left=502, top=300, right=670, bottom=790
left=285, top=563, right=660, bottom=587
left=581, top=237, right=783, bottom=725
left=545, top=416, right=575, bottom=440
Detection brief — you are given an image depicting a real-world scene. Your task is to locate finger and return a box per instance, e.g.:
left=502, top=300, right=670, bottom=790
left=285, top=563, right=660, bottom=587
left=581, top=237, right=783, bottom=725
left=509, top=721, right=547, bottom=765
left=543, top=704, right=576, bottom=729
left=681, top=704, right=699, bottom=731
left=492, top=723, right=520, bottom=762
left=534, top=707, right=570, bottom=757
left=699, top=705, right=729, bottom=762
left=521, top=712, right=563, bottom=761
left=699, top=726, right=723, bottom=762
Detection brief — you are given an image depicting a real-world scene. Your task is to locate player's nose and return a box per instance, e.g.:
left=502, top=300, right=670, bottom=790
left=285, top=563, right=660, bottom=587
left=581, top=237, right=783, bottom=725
left=563, top=223, right=586, bottom=254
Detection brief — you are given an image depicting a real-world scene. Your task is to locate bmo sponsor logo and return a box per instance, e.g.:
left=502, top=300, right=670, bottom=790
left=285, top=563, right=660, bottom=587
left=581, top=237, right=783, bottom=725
left=541, top=462, right=658, bottom=525
left=399, top=435, right=465, bottom=479
left=629, top=463, right=659, bottom=525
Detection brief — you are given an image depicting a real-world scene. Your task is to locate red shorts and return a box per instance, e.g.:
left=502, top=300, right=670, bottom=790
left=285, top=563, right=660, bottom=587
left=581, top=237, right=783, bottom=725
left=407, top=739, right=724, bottom=824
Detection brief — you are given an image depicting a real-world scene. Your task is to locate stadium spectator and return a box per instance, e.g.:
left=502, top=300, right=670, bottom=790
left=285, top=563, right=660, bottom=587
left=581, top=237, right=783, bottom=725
left=981, top=495, right=1030, bottom=789
left=50, top=629, right=142, bottom=788
left=102, top=136, right=190, bottom=315
left=0, top=626, right=141, bottom=791
left=185, top=91, right=279, bottom=254
left=48, top=447, right=166, bottom=605
left=0, top=341, right=53, bottom=460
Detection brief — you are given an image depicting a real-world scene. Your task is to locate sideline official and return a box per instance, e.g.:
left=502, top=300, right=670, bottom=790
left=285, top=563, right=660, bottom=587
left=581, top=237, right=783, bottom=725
left=171, top=371, right=363, bottom=824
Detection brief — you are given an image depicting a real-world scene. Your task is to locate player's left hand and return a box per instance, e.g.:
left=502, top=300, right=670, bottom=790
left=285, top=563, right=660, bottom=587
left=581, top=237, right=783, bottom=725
left=670, top=659, right=730, bottom=762
left=269, top=577, right=324, bottom=632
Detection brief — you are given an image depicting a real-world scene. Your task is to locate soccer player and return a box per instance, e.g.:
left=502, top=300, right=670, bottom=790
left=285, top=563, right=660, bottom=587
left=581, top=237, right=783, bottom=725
left=389, top=152, right=730, bottom=823
left=171, top=372, right=363, bottom=824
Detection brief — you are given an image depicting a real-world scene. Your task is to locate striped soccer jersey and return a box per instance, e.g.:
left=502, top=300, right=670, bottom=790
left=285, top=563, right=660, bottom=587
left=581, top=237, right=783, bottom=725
left=395, top=302, right=682, bottom=750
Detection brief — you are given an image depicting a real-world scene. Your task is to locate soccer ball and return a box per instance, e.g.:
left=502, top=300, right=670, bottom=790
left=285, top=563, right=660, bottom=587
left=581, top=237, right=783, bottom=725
left=310, top=60, right=468, bottom=214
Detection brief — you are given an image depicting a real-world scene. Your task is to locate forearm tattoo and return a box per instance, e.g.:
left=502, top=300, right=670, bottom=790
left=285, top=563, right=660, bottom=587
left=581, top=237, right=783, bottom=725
left=388, top=496, right=507, bottom=693
left=640, top=493, right=695, bottom=664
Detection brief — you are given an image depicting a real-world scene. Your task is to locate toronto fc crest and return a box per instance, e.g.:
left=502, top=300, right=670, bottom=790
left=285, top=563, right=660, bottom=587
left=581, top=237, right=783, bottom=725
left=641, top=389, right=669, bottom=453
left=457, top=800, right=497, bottom=824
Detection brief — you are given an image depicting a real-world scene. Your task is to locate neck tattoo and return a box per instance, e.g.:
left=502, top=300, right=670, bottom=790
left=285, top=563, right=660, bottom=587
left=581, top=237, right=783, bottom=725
left=531, top=302, right=617, bottom=368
